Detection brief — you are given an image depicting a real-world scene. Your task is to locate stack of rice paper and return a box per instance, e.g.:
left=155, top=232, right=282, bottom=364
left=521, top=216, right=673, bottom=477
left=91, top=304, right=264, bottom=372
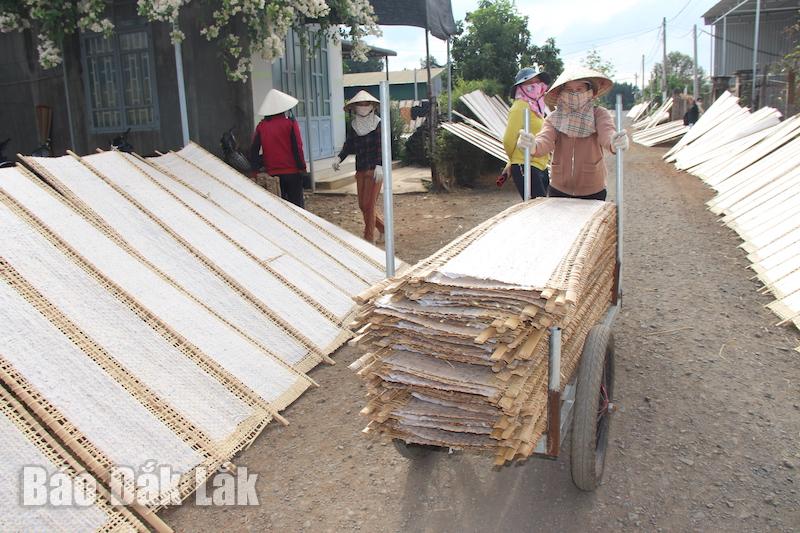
left=351, top=198, right=617, bottom=464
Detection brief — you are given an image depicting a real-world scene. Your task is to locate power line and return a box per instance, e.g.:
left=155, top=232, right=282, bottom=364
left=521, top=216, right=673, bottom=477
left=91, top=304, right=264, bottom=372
left=668, top=0, right=694, bottom=23
left=561, top=25, right=661, bottom=58
left=558, top=24, right=660, bottom=48
left=644, top=26, right=662, bottom=64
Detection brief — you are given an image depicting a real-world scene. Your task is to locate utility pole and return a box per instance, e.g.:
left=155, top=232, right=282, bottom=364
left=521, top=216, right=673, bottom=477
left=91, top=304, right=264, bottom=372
left=641, top=54, right=645, bottom=98
left=635, top=73, right=639, bottom=93
left=722, top=16, right=728, bottom=76
left=751, top=0, right=761, bottom=108
left=692, top=24, right=699, bottom=97
left=662, top=17, right=668, bottom=102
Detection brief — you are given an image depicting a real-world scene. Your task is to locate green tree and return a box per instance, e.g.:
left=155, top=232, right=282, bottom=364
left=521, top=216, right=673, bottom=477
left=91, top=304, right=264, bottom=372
left=420, top=55, right=443, bottom=68
left=650, top=51, right=706, bottom=95
left=528, top=38, right=564, bottom=81
left=581, top=48, right=615, bottom=77
left=343, top=55, right=384, bottom=74
left=452, top=0, right=560, bottom=95
left=602, top=82, right=636, bottom=109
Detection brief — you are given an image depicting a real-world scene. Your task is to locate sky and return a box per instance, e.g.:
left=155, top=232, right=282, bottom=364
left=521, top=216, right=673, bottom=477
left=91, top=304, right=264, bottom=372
left=364, top=0, right=723, bottom=88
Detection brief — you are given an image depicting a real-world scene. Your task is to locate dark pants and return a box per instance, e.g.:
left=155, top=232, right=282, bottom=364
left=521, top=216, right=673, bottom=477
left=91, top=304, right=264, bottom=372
left=277, top=173, right=304, bottom=208
left=511, top=165, right=549, bottom=199
left=548, top=185, right=607, bottom=201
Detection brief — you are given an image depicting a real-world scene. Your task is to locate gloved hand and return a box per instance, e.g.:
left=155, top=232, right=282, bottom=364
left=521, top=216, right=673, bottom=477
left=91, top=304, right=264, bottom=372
left=516, top=130, right=535, bottom=151
left=332, top=159, right=341, bottom=172
left=611, top=130, right=629, bottom=151
left=496, top=163, right=511, bottom=187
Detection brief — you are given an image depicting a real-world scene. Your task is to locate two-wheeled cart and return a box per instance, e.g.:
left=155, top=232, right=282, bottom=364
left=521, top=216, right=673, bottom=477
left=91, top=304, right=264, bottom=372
left=392, top=95, right=627, bottom=492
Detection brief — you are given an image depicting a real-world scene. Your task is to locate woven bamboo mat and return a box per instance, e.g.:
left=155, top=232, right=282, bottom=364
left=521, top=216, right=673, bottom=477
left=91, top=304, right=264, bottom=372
left=0, top=387, right=147, bottom=532
left=351, top=198, right=616, bottom=464
left=28, top=155, right=322, bottom=372
left=0, top=167, right=313, bottom=407
left=126, top=153, right=371, bottom=297
left=85, top=151, right=355, bottom=321
left=29, top=153, right=349, bottom=357
left=0, top=275, right=214, bottom=508
left=17, top=155, right=323, bottom=372
left=176, top=142, right=392, bottom=269
left=0, top=200, right=273, bottom=454
left=119, top=152, right=357, bottom=318
left=151, top=143, right=397, bottom=280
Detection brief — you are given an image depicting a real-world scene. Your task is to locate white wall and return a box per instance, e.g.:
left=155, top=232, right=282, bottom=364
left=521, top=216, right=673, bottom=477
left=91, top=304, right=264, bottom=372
left=249, top=54, right=274, bottom=128
left=328, top=38, right=346, bottom=155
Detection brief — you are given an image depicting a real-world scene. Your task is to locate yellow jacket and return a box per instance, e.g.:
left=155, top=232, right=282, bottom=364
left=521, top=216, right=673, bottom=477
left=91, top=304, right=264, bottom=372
left=503, top=99, right=550, bottom=171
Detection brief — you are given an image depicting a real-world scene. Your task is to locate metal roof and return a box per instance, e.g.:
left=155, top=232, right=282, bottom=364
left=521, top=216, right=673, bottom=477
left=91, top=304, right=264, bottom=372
left=341, top=41, right=397, bottom=58
left=343, top=67, right=446, bottom=87
left=703, top=0, right=798, bottom=22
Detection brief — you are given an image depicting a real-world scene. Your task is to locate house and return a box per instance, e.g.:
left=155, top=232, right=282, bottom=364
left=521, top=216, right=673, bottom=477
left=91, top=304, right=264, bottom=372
left=0, top=0, right=456, bottom=172
left=703, top=0, right=798, bottom=111
left=0, top=1, right=347, bottom=163
left=344, top=67, right=446, bottom=102
left=0, top=1, right=254, bottom=159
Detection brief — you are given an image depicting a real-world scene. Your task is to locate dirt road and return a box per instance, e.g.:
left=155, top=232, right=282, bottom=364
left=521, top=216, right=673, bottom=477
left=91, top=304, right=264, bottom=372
left=164, top=143, right=800, bottom=532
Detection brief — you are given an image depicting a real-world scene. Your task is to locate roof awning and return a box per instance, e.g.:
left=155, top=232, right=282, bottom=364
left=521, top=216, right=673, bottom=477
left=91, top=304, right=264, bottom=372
left=369, top=0, right=458, bottom=40
left=341, top=41, right=397, bottom=58
left=703, top=0, right=797, bottom=22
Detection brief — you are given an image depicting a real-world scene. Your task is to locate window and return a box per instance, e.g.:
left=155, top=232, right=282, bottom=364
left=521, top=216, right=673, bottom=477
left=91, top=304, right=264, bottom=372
left=81, top=26, right=159, bottom=132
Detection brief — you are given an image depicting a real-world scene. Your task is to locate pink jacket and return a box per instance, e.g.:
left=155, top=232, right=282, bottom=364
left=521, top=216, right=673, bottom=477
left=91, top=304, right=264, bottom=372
left=533, top=106, right=617, bottom=197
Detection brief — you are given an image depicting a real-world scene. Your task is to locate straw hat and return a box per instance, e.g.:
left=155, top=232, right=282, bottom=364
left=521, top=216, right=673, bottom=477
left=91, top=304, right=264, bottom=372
left=544, top=67, right=613, bottom=108
left=345, top=90, right=380, bottom=111
left=257, top=89, right=298, bottom=116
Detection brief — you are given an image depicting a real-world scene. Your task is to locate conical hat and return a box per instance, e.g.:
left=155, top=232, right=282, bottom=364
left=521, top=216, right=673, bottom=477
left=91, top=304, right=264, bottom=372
left=258, top=89, right=298, bottom=116
left=544, top=67, right=613, bottom=108
left=345, top=90, right=380, bottom=110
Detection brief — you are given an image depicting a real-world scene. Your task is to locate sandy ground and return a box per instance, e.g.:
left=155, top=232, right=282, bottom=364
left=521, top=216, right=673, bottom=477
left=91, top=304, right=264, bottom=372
left=163, top=142, right=800, bottom=532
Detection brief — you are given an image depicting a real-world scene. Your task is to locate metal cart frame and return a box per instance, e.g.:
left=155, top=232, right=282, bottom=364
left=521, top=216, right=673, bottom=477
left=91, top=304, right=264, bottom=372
left=392, top=96, right=626, bottom=492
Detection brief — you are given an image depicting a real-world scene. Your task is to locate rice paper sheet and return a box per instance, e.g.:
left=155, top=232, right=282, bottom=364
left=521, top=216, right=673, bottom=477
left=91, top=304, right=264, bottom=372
left=0, top=167, right=310, bottom=409
left=0, top=388, right=145, bottom=532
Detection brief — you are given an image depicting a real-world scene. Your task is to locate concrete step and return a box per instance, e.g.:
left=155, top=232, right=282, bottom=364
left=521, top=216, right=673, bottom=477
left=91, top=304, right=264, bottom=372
left=315, top=171, right=356, bottom=190
left=313, top=159, right=405, bottom=191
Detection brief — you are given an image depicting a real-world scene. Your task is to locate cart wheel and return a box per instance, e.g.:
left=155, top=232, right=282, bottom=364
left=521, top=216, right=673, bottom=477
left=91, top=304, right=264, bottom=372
left=570, top=324, right=615, bottom=491
left=392, top=439, right=437, bottom=460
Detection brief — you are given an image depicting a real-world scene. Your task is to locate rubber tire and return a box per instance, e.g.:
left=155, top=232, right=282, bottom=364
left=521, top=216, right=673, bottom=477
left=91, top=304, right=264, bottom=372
left=392, top=439, right=437, bottom=460
left=227, top=151, right=252, bottom=174
left=570, top=324, right=615, bottom=491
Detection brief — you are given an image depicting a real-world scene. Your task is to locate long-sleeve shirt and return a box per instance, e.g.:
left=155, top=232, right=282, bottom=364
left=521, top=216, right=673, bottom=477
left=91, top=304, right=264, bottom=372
left=249, top=115, right=306, bottom=176
left=533, top=106, right=617, bottom=197
left=337, top=125, right=382, bottom=171
left=503, top=99, right=550, bottom=170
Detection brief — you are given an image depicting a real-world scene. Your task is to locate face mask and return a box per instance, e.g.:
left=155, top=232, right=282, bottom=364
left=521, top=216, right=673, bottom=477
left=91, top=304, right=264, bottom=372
left=519, top=81, right=547, bottom=101
left=354, top=106, right=373, bottom=117
left=558, top=89, right=593, bottom=111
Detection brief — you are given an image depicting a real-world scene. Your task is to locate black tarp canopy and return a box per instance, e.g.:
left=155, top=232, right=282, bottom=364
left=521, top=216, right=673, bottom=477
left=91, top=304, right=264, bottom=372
left=370, top=0, right=457, bottom=40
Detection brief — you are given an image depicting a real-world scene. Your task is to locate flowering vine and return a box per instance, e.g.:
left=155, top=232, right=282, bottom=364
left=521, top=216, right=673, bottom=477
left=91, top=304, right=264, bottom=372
left=0, top=0, right=381, bottom=80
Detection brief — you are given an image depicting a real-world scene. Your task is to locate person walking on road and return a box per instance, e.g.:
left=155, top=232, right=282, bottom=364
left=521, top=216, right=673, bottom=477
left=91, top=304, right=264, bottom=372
left=249, top=89, right=308, bottom=208
left=517, top=67, right=629, bottom=201
left=332, top=90, right=385, bottom=244
left=502, top=67, right=552, bottom=199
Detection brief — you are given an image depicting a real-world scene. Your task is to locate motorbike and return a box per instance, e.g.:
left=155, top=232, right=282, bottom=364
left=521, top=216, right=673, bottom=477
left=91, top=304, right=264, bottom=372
left=30, top=138, right=52, bottom=157
left=111, top=128, right=134, bottom=152
left=0, top=138, right=12, bottom=168
left=220, top=127, right=252, bottom=174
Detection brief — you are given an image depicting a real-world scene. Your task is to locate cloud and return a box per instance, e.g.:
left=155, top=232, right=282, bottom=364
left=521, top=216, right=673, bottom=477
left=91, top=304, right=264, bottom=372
left=365, top=28, right=449, bottom=70
left=361, top=0, right=714, bottom=86
left=520, top=0, right=644, bottom=41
